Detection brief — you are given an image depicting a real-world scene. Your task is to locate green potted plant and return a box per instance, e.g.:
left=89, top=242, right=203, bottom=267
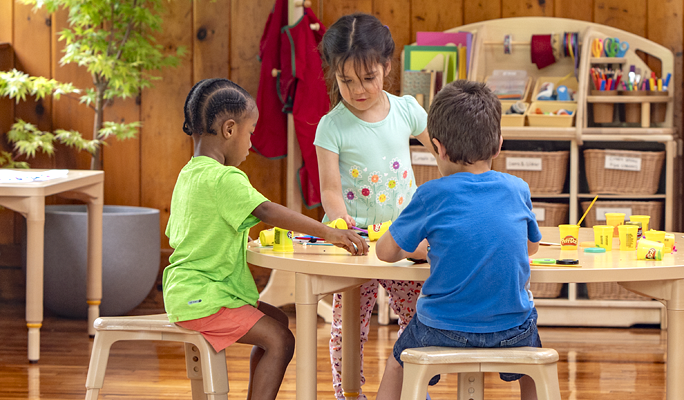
left=0, top=0, right=185, bottom=317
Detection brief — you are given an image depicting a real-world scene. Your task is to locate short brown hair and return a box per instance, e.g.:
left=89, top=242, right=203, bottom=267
left=427, top=80, right=501, bottom=164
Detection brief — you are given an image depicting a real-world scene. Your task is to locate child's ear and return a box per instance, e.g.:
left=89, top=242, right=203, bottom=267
left=431, top=138, right=449, bottom=161
left=383, top=61, right=392, bottom=77
left=221, top=119, right=236, bottom=139
left=492, top=135, right=504, bottom=159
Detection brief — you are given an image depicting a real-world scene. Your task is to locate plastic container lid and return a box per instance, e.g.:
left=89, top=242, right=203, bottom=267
left=584, top=247, right=606, bottom=253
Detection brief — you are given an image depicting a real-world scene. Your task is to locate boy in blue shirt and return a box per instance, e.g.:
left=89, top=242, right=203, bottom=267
left=375, top=80, right=543, bottom=400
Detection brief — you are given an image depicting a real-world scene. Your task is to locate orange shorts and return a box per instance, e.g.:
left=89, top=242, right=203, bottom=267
left=176, top=304, right=265, bottom=352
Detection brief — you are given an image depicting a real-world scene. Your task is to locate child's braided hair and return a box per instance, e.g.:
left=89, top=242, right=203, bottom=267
left=182, top=78, right=253, bottom=136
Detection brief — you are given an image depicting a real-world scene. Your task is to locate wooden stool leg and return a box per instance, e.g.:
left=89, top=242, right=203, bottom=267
left=185, top=343, right=207, bottom=400
left=193, top=339, right=228, bottom=400
left=400, top=363, right=431, bottom=400
left=84, top=332, right=118, bottom=400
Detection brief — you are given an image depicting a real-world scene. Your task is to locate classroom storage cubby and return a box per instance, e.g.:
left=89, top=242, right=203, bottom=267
left=405, top=17, right=675, bottom=328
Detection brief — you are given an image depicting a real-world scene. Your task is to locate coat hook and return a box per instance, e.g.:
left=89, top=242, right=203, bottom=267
left=272, top=69, right=280, bottom=78
left=294, top=0, right=312, bottom=7
left=310, top=23, right=320, bottom=31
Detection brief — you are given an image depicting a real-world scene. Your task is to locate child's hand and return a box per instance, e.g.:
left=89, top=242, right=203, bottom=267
left=323, top=227, right=369, bottom=256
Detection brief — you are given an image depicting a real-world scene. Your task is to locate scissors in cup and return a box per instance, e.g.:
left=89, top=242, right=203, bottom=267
left=603, top=37, right=620, bottom=57
left=591, top=38, right=603, bottom=58
left=615, top=39, right=629, bottom=57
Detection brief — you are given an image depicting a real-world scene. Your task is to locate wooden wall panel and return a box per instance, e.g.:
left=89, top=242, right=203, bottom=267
left=374, top=0, right=411, bottom=94
left=412, top=0, right=464, bottom=42
left=320, top=0, right=372, bottom=28
left=229, top=0, right=273, bottom=96
left=502, top=0, right=554, bottom=18
left=555, top=0, right=593, bottom=21
left=12, top=2, right=53, bottom=169
left=140, top=0, right=194, bottom=249
left=193, top=0, right=231, bottom=81
left=594, top=0, right=648, bottom=37
left=464, top=0, right=501, bottom=24
left=0, top=0, right=11, bottom=43
left=103, top=98, right=141, bottom=206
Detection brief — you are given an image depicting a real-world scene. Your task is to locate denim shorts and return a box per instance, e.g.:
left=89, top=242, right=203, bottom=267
left=393, top=308, right=541, bottom=383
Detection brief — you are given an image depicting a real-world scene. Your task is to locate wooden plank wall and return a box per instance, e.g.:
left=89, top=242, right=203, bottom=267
left=1, top=0, right=683, bottom=300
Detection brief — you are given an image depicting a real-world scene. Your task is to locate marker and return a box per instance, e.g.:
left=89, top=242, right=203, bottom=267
left=663, top=73, right=671, bottom=90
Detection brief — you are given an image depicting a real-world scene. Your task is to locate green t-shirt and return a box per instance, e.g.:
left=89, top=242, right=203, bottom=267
left=163, top=156, right=268, bottom=323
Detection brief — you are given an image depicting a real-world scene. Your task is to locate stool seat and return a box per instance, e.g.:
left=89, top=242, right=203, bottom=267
left=401, top=346, right=559, bottom=365
left=84, top=314, right=229, bottom=400
left=400, top=346, right=561, bottom=400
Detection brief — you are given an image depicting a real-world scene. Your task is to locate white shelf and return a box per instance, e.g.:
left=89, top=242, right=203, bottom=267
left=586, top=95, right=671, bottom=103
left=531, top=194, right=570, bottom=199
left=536, top=298, right=664, bottom=328
left=578, top=193, right=665, bottom=200
left=502, top=127, right=576, bottom=140
left=590, top=57, right=627, bottom=64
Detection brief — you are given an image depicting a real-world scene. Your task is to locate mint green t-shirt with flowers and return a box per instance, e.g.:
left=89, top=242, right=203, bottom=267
left=314, top=92, right=428, bottom=228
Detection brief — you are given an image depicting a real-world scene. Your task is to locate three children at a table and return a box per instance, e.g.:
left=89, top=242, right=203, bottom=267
left=315, top=13, right=433, bottom=400
left=163, top=79, right=368, bottom=400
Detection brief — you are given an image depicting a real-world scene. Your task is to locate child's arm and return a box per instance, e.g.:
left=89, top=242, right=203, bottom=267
left=528, top=240, right=540, bottom=256
left=252, top=201, right=368, bottom=255
left=376, top=231, right=411, bottom=262
left=316, top=146, right=356, bottom=227
left=414, top=128, right=438, bottom=158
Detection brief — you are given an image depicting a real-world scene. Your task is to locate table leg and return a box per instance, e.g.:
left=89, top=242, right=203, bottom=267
left=295, top=273, right=319, bottom=400
left=342, top=286, right=361, bottom=400
left=86, top=198, right=103, bottom=337
left=25, top=196, right=45, bottom=362
left=665, top=280, right=684, bottom=400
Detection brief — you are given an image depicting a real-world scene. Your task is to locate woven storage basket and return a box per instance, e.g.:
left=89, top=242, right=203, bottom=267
left=531, top=202, right=569, bottom=227
left=410, top=146, right=440, bottom=186
left=492, top=151, right=568, bottom=194
left=580, top=200, right=662, bottom=230
left=586, top=282, right=651, bottom=301
left=583, top=149, right=665, bottom=195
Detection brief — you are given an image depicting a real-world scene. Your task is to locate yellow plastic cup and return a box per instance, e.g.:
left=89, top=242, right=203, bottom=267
left=368, top=220, right=392, bottom=241
left=604, top=213, right=625, bottom=237
left=625, top=221, right=642, bottom=239
left=644, top=229, right=666, bottom=243
left=326, top=218, right=348, bottom=230
left=617, top=224, right=638, bottom=251
left=664, top=233, right=675, bottom=253
left=637, top=239, right=663, bottom=261
left=593, top=225, right=614, bottom=251
left=559, top=224, right=580, bottom=250
left=259, top=229, right=275, bottom=246
left=630, top=215, right=650, bottom=234
left=273, top=227, right=294, bottom=252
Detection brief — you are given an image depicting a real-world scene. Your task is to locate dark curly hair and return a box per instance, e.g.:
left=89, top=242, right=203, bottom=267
left=182, top=78, right=253, bottom=136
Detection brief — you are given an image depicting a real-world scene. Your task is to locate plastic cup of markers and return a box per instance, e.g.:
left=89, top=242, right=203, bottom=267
left=326, top=218, right=348, bottom=230
left=618, top=224, right=638, bottom=251
left=593, top=225, right=614, bottom=251
left=604, top=212, right=625, bottom=237
left=273, top=227, right=294, bottom=252
left=559, top=224, right=579, bottom=250
left=644, top=229, right=666, bottom=243
left=637, top=239, right=664, bottom=261
left=259, top=229, right=275, bottom=246
left=630, top=215, right=650, bottom=233
left=368, top=220, right=392, bottom=242
left=664, top=233, right=675, bottom=253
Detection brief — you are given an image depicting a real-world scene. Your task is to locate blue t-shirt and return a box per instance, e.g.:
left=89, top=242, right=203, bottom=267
left=314, top=92, right=427, bottom=228
left=388, top=170, right=542, bottom=333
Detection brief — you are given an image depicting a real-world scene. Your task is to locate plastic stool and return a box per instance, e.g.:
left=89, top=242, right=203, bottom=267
left=84, top=314, right=229, bottom=400
left=400, top=346, right=560, bottom=400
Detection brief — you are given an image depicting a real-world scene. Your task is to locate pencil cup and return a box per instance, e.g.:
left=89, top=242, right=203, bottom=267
left=273, top=227, right=294, bottom=252
left=644, top=229, right=666, bottom=243
left=664, top=233, right=675, bottom=253
left=630, top=215, right=650, bottom=233
left=591, top=90, right=617, bottom=124
left=618, top=224, right=638, bottom=251
left=368, top=220, right=392, bottom=242
left=593, top=225, right=614, bottom=251
left=326, top=218, right=348, bottom=230
left=619, top=90, right=646, bottom=124
left=604, top=212, right=625, bottom=237
left=259, top=229, right=275, bottom=246
left=637, top=239, right=663, bottom=261
left=648, top=90, right=668, bottom=125
left=558, top=224, right=579, bottom=250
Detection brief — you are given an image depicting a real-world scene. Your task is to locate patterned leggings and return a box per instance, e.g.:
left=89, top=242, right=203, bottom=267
left=329, top=279, right=422, bottom=400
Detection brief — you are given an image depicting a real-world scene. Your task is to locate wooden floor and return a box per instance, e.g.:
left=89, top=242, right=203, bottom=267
left=0, top=301, right=668, bottom=400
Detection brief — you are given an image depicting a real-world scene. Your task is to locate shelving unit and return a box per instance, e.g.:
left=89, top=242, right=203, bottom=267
left=408, top=17, right=677, bottom=327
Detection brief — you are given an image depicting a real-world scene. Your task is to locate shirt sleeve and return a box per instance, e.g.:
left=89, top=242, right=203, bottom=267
left=403, top=95, right=428, bottom=137
left=525, top=186, right=542, bottom=243
left=216, top=169, right=269, bottom=232
left=388, top=188, right=428, bottom=252
left=313, top=114, right=341, bottom=154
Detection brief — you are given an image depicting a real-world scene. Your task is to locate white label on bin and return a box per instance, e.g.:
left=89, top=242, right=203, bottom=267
left=595, top=207, right=633, bottom=221
left=411, top=151, right=437, bottom=166
left=604, top=155, right=641, bottom=171
left=532, top=208, right=546, bottom=221
left=505, top=157, right=542, bottom=171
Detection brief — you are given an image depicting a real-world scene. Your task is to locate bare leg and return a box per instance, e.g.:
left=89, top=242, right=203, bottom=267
left=238, top=302, right=295, bottom=400
left=519, top=375, right=538, bottom=400
left=376, top=355, right=403, bottom=400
